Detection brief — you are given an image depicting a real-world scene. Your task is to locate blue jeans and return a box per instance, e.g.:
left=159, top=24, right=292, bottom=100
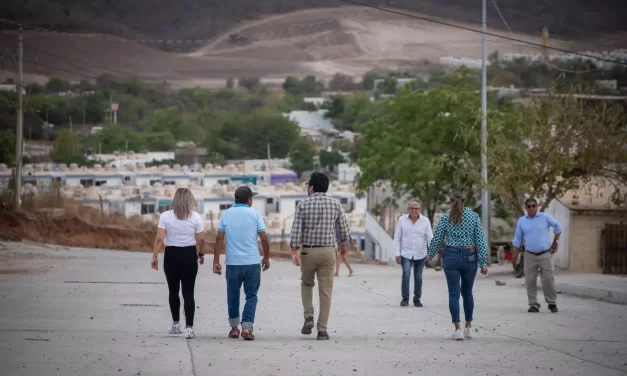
left=442, top=247, right=478, bottom=323
left=226, top=264, right=261, bottom=331
left=401, top=256, right=426, bottom=302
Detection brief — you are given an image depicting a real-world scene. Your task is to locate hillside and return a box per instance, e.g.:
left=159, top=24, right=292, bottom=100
left=1, top=2, right=625, bottom=84
left=2, top=0, right=626, bottom=47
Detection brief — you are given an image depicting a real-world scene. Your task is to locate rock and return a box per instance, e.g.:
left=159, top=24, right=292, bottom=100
left=434, top=266, right=442, bottom=271
left=495, top=280, right=506, bottom=286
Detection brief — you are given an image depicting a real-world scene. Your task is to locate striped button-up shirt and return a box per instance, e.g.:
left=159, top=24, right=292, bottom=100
left=290, top=193, right=350, bottom=249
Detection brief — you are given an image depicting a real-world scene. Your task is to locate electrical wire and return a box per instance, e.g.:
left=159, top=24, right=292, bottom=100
left=338, top=0, right=627, bottom=66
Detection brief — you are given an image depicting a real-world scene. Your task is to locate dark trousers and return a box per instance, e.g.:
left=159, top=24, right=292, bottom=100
left=164, top=246, right=198, bottom=326
left=401, top=256, right=426, bottom=302
left=226, top=264, right=261, bottom=331
left=442, top=246, right=478, bottom=323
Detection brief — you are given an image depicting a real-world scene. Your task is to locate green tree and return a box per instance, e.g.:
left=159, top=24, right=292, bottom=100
left=318, top=150, right=345, bottom=170
left=144, top=132, right=176, bottom=151
left=238, top=109, right=300, bottom=159
left=88, top=124, right=143, bottom=153
left=356, top=70, right=483, bottom=224
left=289, top=136, right=316, bottom=177
left=361, top=71, right=382, bottom=90
left=468, top=87, right=627, bottom=218
left=0, top=129, right=16, bottom=165
left=239, top=77, right=260, bottom=91
left=51, top=130, right=80, bottom=162
left=325, top=94, right=376, bottom=132
left=140, top=107, right=200, bottom=141
left=45, top=78, right=71, bottom=93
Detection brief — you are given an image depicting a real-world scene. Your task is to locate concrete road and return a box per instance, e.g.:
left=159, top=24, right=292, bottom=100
left=1, top=242, right=626, bottom=376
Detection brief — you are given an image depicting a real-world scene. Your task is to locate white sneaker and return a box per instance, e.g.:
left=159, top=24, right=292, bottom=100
left=185, top=327, right=196, bottom=339
left=168, top=323, right=182, bottom=334
left=464, top=327, right=473, bottom=339
left=450, top=328, right=464, bottom=341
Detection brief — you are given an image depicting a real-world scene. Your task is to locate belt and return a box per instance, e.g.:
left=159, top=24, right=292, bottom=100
left=303, top=245, right=334, bottom=248
left=526, top=250, right=550, bottom=256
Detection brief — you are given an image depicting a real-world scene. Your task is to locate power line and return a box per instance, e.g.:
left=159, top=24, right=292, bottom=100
left=338, top=0, right=627, bottom=66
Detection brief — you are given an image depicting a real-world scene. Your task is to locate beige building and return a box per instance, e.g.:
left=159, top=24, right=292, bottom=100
left=544, top=182, right=627, bottom=274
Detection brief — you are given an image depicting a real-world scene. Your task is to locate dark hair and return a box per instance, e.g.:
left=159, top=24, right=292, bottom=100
left=449, top=188, right=467, bottom=225
left=308, top=172, right=329, bottom=193
left=524, top=197, right=537, bottom=206
left=235, top=196, right=249, bottom=204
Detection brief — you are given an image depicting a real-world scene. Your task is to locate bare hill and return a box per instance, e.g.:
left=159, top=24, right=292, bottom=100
left=2, top=0, right=626, bottom=43
left=1, top=3, right=625, bottom=84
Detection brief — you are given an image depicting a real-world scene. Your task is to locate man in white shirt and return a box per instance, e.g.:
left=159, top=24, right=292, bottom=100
left=393, top=201, right=433, bottom=307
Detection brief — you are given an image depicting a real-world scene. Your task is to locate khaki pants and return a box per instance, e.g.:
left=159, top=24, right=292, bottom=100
left=301, top=247, right=336, bottom=332
left=524, top=251, right=557, bottom=308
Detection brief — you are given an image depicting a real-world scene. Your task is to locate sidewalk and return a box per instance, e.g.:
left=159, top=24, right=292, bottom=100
left=485, top=263, right=627, bottom=305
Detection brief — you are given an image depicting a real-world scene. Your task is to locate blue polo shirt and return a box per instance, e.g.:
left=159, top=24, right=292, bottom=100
left=512, top=212, right=562, bottom=253
left=218, top=204, right=266, bottom=265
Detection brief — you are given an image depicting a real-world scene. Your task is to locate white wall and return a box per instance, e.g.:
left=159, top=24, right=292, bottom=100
left=252, top=198, right=267, bottom=217
left=203, top=176, right=230, bottom=187
left=365, top=211, right=395, bottom=263
left=279, top=196, right=306, bottom=218
left=136, top=175, right=162, bottom=186
left=162, top=176, right=191, bottom=185
left=544, top=199, right=571, bottom=269
left=125, top=201, right=142, bottom=217
left=95, top=177, right=123, bottom=188
left=202, top=199, right=234, bottom=217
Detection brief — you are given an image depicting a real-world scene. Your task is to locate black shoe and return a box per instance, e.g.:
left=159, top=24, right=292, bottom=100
left=317, top=331, right=329, bottom=340
left=400, top=299, right=409, bottom=307
left=301, top=317, right=314, bottom=335
left=528, top=306, right=539, bottom=313
left=548, top=305, right=558, bottom=313
left=414, top=300, right=423, bottom=307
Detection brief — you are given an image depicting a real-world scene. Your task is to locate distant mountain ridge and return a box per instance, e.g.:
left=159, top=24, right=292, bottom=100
left=2, top=0, right=626, bottom=44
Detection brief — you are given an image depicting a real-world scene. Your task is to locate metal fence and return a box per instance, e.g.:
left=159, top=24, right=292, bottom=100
left=601, top=224, right=627, bottom=275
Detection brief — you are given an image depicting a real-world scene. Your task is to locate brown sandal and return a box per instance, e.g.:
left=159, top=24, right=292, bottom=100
left=229, top=328, right=240, bottom=338
left=241, top=329, right=255, bottom=341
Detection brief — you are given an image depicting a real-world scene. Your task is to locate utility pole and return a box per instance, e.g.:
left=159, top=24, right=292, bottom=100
left=69, top=115, right=73, bottom=131
left=14, top=27, right=23, bottom=209
left=266, top=142, right=271, bottom=171
left=480, top=0, right=491, bottom=264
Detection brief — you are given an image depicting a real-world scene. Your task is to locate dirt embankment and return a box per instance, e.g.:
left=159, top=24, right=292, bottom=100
left=0, top=210, right=365, bottom=260
left=0, top=210, right=156, bottom=251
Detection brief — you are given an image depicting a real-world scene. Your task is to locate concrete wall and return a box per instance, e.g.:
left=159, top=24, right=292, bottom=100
left=203, top=175, right=231, bottom=187
left=136, top=175, right=162, bottom=186
left=544, top=199, right=571, bottom=270
left=569, top=213, right=626, bottom=273
left=365, top=211, right=395, bottom=263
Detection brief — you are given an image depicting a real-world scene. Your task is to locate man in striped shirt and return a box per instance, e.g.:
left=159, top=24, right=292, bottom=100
left=290, top=172, right=351, bottom=340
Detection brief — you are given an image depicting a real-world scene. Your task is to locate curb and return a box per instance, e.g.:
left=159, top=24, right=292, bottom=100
left=536, top=282, right=627, bottom=305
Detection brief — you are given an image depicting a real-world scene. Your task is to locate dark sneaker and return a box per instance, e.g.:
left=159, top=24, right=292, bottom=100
left=548, top=305, right=559, bottom=313
left=317, top=331, right=329, bottom=340
left=301, top=317, right=314, bottom=335
left=400, top=299, right=409, bottom=307
left=414, top=300, right=423, bottom=307
left=528, top=306, right=539, bottom=313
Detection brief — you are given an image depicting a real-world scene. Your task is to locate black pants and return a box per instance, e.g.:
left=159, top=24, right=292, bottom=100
left=164, top=246, right=198, bottom=326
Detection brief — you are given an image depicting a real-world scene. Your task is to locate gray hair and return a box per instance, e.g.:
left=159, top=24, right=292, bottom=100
left=408, top=200, right=422, bottom=207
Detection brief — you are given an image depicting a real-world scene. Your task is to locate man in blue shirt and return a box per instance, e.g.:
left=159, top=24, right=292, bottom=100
left=213, top=186, right=270, bottom=340
left=512, top=198, right=562, bottom=313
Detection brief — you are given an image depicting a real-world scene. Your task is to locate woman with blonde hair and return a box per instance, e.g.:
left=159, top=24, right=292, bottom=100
left=151, top=188, right=205, bottom=339
left=427, top=188, right=488, bottom=341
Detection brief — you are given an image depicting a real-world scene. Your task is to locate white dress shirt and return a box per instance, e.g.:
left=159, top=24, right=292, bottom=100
left=393, top=214, right=434, bottom=260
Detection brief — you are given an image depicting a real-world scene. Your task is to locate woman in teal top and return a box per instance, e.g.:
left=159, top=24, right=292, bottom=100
left=427, top=188, right=488, bottom=341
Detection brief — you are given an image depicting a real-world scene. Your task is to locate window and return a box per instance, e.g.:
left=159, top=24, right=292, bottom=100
left=164, top=180, right=176, bottom=185
left=340, top=198, right=348, bottom=204
left=95, top=180, right=106, bottom=187
left=124, top=176, right=131, bottom=181
left=141, top=204, right=155, bottom=214
left=266, top=198, right=274, bottom=204
left=219, top=204, right=233, bottom=211
left=149, top=179, right=160, bottom=185
left=360, top=239, right=365, bottom=251
left=158, top=204, right=172, bottom=213
left=80, top=179, right=93, bottom=187
left=217, top=179, right=229, bottom=185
